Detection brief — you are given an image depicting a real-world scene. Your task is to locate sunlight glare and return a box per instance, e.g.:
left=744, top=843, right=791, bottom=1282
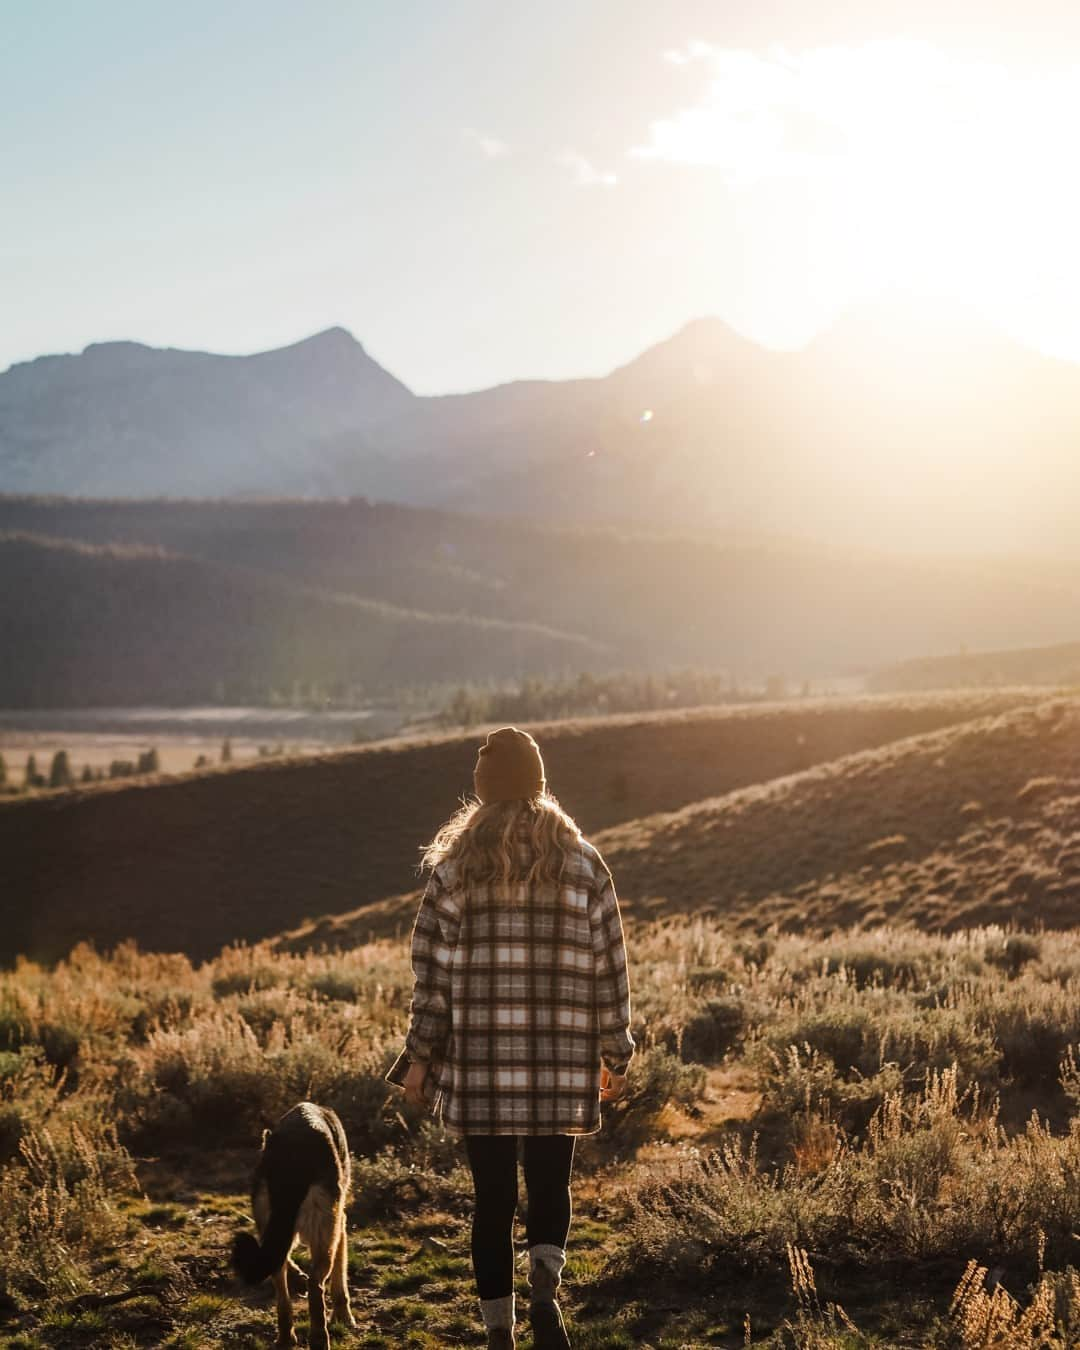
left=635, top=40, right=1080, bottom=358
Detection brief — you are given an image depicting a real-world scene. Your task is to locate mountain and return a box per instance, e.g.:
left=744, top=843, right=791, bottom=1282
left=5, top=304, right=1080, bottom=552
left=0, top=530, right=604, bottom=706
left=0, top=328, right=414, bottom=497
left=0, top=690, right=1036, bottom=961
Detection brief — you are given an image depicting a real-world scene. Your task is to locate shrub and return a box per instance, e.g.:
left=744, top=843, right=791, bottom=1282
left=679, top=996, right=746, bottom=1063
left=597, top=1046, right=706, bottom=1153
left=614, top=1067, right=1080, bottom=1284
left=0, top=1122, right=136, bottom=1305
left=118, top=1009, right=400, bottom=1153
left=985, top=932, right=1042, bottom=977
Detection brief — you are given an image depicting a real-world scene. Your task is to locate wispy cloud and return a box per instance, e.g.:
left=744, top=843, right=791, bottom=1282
left=662, top=40, right=713, bottom=66
left=462, top=128, right=510, bottom=159
left=555, top=150, right=618, bottom=187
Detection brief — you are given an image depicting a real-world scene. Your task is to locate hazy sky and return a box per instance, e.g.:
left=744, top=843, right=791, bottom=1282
left=7, top=0, right=1080, bottom=392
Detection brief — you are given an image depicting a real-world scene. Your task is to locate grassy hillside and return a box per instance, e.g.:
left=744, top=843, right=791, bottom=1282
left=0, top=691, right=1038, bottom=964
left=597, top=696, right=1080, bottom=932
left=870, top=637, right=1080, bottom=693
left=6, top=690, right=1080, bottom=1346
left=0, top=531, right=603, bottom=706
left=5, top=495, right=1080, bottom=680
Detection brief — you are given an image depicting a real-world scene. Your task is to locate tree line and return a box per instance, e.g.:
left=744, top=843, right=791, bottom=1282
left=435, top=668, right=801, bottom=729
left=1, top=747, right=161, bottom=794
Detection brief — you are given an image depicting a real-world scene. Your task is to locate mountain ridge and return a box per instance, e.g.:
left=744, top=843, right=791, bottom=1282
left=4, top=306, right=1080, bottom=554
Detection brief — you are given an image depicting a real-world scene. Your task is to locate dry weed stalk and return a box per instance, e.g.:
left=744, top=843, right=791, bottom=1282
left=782, top=1244, right=858, bottom=1347
left=949, top=1258, right=1063, bottom=1348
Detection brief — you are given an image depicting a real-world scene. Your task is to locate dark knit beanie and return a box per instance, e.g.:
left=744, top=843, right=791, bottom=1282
left=473, top=727, right=546, bottom=804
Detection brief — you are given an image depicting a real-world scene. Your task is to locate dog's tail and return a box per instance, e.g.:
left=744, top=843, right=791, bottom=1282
left=232, top=1228, right=283, bottom=1285
left=231, top=1168, right=309, bottom=1285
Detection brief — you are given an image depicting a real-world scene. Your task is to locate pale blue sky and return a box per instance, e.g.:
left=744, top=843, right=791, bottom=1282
left=6, top=1, right=1080, bottom=392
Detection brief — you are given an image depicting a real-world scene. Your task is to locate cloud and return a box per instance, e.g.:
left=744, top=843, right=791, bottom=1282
left=556, top=150, right=618, bottom=187
left=663, top=40, right=713, bottom=66
left=632, top=39, right=1080, bottom=193
left=462, top=128, right=510, bottom=159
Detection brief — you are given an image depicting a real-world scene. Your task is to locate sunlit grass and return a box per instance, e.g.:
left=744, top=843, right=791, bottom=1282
left=3, top=916, right=1080, bottom=1343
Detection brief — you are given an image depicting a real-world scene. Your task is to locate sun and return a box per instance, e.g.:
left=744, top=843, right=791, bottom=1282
left=639, top=39, right=1080, bottom=360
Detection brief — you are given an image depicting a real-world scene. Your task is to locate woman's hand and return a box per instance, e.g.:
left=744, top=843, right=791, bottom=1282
left=600, top=1065, right=628, bottom=1103
left=403, top=1059, right=429, bottom=1109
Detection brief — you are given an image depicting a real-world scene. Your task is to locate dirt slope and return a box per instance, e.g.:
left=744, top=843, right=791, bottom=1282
left=0, top=692, right=1034, bottom=962
left=596, top=696, right=1080, bottom=931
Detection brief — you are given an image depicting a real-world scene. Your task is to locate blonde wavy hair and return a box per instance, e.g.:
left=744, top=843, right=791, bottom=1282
left=422, top=793, right=582, bottom=890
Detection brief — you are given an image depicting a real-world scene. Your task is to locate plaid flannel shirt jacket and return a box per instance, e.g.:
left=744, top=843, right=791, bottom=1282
left=388, top=833, right=635, bottom=1135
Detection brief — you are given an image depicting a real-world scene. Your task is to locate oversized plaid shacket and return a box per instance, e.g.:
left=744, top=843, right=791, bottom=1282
left=389, top=833, right=635, bottom=1136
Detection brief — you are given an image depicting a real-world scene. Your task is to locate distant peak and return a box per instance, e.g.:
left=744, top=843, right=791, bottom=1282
left=298, top=326, right=361, bottom=349
left=77, top=339, right=172, bottom=373
left=671, top=316, right=740, bottom=341
left=81, top=339, right=157, bottom=357
left=608, top=315, right=758, bottom=384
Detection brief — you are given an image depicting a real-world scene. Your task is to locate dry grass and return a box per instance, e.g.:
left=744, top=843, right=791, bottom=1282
left=4, top=690, right=1080, bottom=1345
left=4, top=917, right=1080, bottom=1343
left=599, top=695, right=1080, bottom=932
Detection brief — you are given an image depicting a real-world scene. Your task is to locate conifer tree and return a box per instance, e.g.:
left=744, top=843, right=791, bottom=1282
left=137, top=747, right=160, bottom=774
left=49, top=749, right=73, bottom=789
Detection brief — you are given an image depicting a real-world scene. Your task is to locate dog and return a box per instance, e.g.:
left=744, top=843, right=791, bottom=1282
left=231, top=1101, right=356, bottom=1349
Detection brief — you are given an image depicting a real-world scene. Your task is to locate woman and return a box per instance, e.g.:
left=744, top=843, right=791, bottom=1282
left=388, top=726, right=635, bottom=1350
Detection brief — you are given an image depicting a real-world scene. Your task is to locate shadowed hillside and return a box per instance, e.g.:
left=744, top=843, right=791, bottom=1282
left=0, top=531, right=603, bottom=705
left=0, top=691, right=1036, bottom=963
left=597, top=696, right=1080, bottom=932
left=5, top=495, right=1080, bottom=683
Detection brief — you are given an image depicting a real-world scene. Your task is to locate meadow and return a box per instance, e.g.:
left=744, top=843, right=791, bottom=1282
left=3, top=689, right=1078, bottom=1347
left=4, top=915, right=1080, bottom=1347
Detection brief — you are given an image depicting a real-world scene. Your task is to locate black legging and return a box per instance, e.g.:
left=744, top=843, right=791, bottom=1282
left=463, top=1134, right=576, bottom=1300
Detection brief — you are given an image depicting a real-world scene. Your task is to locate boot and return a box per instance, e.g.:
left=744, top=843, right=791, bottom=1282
left=480, top=1294, right=516, bottom=1350
left=529, top=1245, right=571, bottom=1350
